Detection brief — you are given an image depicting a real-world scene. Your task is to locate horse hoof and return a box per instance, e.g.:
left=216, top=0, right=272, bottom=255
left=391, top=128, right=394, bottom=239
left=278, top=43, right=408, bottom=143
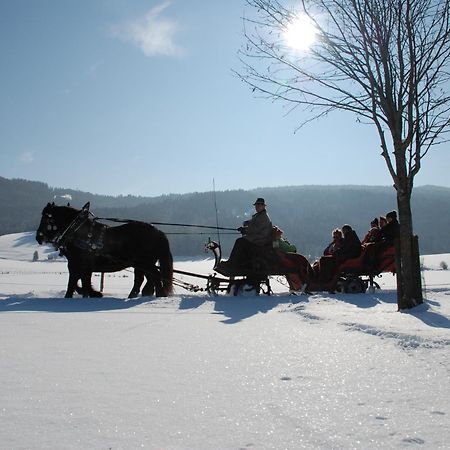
left=90, top=291, right=103, bottom=298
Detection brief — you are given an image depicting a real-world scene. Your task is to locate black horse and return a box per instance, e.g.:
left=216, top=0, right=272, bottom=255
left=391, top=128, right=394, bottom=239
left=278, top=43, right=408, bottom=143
left=36, top=202, right=173, bottom=298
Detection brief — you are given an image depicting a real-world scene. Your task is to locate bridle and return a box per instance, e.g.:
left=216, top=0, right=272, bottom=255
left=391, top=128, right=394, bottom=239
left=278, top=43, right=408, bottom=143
left=39, top=208, right=91, bottom=249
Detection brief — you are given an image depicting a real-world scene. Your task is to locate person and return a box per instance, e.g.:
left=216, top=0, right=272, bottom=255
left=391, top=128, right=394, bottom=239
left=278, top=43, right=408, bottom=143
left=363, top=210, right=399, bottom=271
left=333, top=224, right=361, bottom=263
left=273, top=226, right=297, bottom=253
left=315, top=225, right=360, bottom=284
left=361, top=218, right=382, bottom=245
left=323, top=228, right=343, bottom=256
left=380, top=210, right=399, bottom=244
left=379, top=215, right=387, bottom=229
left=217, top=198, right=273, bottom=273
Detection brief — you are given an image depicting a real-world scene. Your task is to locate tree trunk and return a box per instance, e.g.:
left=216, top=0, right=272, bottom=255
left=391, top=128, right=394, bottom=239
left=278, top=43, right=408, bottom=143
left=396, top=192, right=423, bottom=309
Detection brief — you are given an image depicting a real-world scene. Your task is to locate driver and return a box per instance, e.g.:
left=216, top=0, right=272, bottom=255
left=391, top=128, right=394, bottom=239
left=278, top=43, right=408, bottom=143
left=217, top=198, right=273, bottom=274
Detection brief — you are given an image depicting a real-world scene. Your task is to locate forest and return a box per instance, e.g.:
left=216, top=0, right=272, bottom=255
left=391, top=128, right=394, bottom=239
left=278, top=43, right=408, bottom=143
left=1, top=176, right=449, bottom=257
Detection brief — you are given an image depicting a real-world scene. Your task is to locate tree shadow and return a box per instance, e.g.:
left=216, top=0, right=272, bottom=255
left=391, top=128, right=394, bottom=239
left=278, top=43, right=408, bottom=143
left=327, top=289, right=450, bottom=330
left=403, top=302, right=450, bottom=329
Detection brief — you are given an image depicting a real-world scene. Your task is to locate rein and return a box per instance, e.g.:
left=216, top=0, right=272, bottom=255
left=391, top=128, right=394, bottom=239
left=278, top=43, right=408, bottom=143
left=94, top=217, right=239, bottom=232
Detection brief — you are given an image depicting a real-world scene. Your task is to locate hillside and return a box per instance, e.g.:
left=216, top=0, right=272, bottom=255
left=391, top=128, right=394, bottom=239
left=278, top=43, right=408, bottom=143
left=1, top=176, right=449, bottom=256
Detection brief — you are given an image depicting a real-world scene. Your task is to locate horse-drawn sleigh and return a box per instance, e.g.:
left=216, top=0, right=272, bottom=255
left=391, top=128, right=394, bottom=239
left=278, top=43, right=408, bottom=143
left=36, top=202, right=396, bottom=298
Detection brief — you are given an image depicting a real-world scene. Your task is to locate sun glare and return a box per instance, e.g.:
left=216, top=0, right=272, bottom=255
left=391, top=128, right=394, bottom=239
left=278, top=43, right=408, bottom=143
left=284, top=15, right=317, bottom=51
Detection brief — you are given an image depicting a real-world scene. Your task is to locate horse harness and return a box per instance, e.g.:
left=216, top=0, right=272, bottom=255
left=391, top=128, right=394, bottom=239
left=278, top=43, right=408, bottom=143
left=44, top=208, right=107, bottom=256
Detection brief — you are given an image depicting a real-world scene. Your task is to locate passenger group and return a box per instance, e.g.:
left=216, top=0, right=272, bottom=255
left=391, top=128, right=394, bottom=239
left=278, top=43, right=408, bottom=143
left=216, top=197, right=400, bottom=278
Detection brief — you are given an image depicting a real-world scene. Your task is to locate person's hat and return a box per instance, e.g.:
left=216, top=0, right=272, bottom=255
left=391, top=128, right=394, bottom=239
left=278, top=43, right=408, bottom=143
left=371, top=217, right=379, bottom=227
left=386, top=210, right=397, bottom=220
left=253, top=198, right=266, bottom=206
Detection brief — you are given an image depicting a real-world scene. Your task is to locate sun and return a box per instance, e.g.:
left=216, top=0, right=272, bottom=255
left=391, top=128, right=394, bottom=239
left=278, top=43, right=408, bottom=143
left=284, top=15, right=317, bottom=51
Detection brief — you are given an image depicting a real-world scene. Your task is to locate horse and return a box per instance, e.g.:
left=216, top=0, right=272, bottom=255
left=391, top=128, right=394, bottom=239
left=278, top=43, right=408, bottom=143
left=36, top=202, right=173, bottom=298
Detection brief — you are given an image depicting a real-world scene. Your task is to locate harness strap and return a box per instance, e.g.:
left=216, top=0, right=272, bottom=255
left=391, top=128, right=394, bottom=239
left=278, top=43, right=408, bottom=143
left=55, top=209, right=92, bottom=249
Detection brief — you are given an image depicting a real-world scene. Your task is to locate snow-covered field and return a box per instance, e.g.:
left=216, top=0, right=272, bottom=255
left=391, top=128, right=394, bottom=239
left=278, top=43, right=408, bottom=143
left=1, top=232, right=450, bottom=449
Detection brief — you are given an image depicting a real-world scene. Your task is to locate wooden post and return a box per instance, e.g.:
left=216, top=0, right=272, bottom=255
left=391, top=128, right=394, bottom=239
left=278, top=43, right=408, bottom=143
left=411, top=235, right=423, bottom=305
left=394, top=237, right=403, bottom=310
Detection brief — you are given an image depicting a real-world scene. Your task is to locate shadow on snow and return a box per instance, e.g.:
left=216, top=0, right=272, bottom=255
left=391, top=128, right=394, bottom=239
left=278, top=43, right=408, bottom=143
left=1, top=289, right=449, bottom=329
left=0, top=294, right=154, bottom=313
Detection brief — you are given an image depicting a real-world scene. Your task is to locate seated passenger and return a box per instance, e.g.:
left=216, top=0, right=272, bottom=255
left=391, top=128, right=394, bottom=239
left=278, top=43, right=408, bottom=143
left=361, top=218, right=382, bottom=245
left=314, top=225, right=361, bottom=283
left=333, top=224, right=361, bottom=264
left=273, top=226, right=297, bottom=253
left=323, top=228, right=343, bottom=256
left=380, top=210, right=399, bottom=245
left=217, top=197, right=272, bottom=274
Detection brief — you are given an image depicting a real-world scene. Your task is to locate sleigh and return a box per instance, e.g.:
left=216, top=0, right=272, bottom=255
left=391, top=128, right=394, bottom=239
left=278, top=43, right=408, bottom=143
left=296, top=243, right=396, bottom=294
left=208, top=240, right=396, bottom=295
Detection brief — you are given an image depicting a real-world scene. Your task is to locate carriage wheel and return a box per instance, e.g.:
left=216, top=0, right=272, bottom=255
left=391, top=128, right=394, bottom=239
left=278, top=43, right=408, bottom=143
left=228, top=279, right=260, bottom=296
left=335, top=278, right=346, bottom=293
left=344, top=277, right=367, bottom=294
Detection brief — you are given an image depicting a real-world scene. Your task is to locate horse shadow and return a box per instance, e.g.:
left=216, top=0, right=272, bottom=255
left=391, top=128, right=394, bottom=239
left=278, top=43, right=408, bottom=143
left=0, top=292, right=297, bottom=322
left=0, top=294, right=154, bottom=313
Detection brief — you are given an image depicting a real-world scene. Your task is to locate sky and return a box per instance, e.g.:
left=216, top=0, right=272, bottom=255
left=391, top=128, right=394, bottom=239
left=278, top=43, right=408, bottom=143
left=1, top=0, right=449, bottom=197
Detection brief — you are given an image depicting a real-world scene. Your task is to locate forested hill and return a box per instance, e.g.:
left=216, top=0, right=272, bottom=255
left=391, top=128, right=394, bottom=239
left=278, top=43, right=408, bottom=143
left=1, top=176, right=449, bottom=257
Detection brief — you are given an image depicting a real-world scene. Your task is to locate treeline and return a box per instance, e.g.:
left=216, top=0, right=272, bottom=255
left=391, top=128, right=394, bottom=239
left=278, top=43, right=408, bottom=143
left=1, top=176, right=449, bottom=257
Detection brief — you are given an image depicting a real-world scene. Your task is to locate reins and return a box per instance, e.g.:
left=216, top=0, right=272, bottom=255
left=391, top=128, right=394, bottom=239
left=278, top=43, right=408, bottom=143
left=94, top=217, right=239, bottom=234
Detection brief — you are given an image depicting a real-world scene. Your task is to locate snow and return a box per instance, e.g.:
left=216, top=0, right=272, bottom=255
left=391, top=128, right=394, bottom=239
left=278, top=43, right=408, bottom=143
left=1, top=232, right=450, bottom=449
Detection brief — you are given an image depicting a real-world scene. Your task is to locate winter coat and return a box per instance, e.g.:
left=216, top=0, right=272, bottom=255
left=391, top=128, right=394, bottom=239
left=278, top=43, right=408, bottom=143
left=323, top=237, right=344, bottom=256
left=362, top=227, right=382, bottom=245
left=242, top=209, right=273, bottom=246
left=334, top=229, right=361, bottom=262
left=381, top=219, right=399, bottom=244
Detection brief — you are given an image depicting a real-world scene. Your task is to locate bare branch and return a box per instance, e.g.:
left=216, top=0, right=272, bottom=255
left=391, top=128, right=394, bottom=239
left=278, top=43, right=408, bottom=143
left=237, top=0, right=450, bottom=188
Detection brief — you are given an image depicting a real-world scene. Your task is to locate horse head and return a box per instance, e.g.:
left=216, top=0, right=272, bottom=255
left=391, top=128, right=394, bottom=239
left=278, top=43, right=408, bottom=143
left=36, top=202, right=80, bottom=246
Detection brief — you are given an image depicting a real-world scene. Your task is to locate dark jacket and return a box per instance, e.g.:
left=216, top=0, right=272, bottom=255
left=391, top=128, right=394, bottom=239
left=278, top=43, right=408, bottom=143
left=334, top=229, right=361, bottom=261
left=380, top=219, right=399, bottom=244
left=242, top=209, right=273, bottom=246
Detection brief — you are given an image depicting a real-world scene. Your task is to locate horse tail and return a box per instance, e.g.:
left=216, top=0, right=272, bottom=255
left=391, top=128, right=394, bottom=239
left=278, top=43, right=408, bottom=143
left=159, top=235, right=174, bottom=296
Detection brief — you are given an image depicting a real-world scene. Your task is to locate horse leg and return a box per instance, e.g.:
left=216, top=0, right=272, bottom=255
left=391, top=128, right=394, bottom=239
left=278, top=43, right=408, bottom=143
left=74, top=280, right=83, bottom=295
left=89, top=283, right=103, bottom=298
left=153, top=269, right=166, bottom=297
left=85, top=272, right=102, bottom=297
left=142, top=272, right=155, bottom=297
left=65, top=272, right=78, bottom=298
left=80, top=272, right=93, bottom=298
left=79, top=272, right=103, bottom=297
left=129, top=269, right=145, bottom=298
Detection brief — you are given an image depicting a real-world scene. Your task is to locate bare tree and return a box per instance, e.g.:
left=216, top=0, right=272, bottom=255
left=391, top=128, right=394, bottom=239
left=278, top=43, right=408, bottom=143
left=237, top=0, right=450, bottom=309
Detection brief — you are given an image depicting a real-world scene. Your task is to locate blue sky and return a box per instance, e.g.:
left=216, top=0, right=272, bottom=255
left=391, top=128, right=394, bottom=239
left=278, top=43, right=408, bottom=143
left=1, top=0, right=449, bottom=197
